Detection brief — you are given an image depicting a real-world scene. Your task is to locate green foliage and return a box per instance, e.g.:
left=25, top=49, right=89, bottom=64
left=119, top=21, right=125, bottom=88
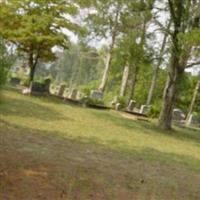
left=117, top=96, right=127, bottom=108
left=81, top=96, right=104, bottom=106
left=0, top=0, right=82, bottom=82
left=52, top=43, right=102, bottom=89
left=149, top=101, right=162, bottom=118
left=79, top=80, right=100, bottom=96
left=0, top=39, right=15, bottom=89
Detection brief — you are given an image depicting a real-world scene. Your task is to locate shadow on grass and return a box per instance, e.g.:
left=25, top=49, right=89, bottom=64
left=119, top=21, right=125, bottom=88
left=0, top=96, right=68, bottom=121
left=90, top=110, right=200, bottom=145
left=1, top=119, right=200, bottom=171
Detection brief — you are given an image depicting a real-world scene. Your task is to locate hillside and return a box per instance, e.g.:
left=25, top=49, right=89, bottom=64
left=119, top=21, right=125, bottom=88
left=0, top=88, right=200, bottom=200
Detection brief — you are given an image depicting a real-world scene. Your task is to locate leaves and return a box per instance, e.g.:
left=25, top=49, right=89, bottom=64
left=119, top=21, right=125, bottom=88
left=0, top=0, right=80, bottom=64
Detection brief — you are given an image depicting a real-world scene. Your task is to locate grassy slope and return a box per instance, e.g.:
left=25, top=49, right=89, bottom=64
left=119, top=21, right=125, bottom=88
left=0, top=88, right=200, bottom=200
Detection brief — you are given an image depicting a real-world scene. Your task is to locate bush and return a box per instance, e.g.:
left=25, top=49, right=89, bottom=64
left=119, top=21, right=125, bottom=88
left=149, top=102, right=162, bottom=118
left=117, top=96, right=127, bottom=108
left=81, top=96, right=104, bottom=106
left=79, top=80, right=100, bottom=96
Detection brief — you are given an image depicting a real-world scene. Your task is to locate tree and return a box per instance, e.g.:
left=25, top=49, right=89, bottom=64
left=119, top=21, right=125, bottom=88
left=186, top=73, right=200, bottom=121
left=49, top=42, right=101, bottom=88
left=86, top=0, right=126, bottom=92
left=158, top=0, right=200, bottom=130
left=0, top=38, right=15, bottom=89
left=0, top=0, right=80, bottom=85
left=146, top=20, right=171, bottom=105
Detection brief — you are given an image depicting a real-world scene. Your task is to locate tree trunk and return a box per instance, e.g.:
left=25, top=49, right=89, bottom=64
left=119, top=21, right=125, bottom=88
left=119, top=62, right=129, bottom=97
left=146, top=21, right=171, bottom=105
left=98, top=6, right=120, bottom=93
left=28, top=53, right=39, bottom=85
left=98, top=51, right=112, bottom=92
left=158, top=71, right=177, bottom=130
left=158, top=0, right=184, bottom=130
left=186, top=76, right=200, bottom=121
left=128, top=64, right=137, bottom=103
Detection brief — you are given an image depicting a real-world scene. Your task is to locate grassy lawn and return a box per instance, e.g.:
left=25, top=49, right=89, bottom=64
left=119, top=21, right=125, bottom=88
left=0, top=88, right=200, bottom=200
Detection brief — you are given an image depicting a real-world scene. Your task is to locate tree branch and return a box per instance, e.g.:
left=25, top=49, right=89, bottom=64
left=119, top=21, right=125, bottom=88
left=168, top=0, right=176, bottom=25
left=186, top=61, right=200, bottom=68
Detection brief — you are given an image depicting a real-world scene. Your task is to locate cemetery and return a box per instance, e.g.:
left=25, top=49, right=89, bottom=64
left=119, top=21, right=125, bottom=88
left=0, top=0, right=200, bottom=199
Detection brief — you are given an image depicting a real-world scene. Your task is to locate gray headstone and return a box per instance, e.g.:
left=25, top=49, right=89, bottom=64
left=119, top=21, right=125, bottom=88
left=10, top=77, right=21, bottom=86
left=68, top=89, right=78, bottom=99
left=44, top=78, right=51, bottom=93
left=172, top=109, right=185, bottom=121
left=58, top=84, right=66, bottom=97
left=127, top=100, right=136, bottom=111
left=90, top=90, right=103, bottom=100
left=30, top=81, right=47, bottom=95
left=187, top=114, right=200, bottom=125
left=140, top=105, right=150, bottom=114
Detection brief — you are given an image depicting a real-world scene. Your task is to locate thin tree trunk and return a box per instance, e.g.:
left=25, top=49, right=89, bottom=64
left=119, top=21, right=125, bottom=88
left=128, top=63, right=137, bottom=103
left=146, top=21, right=171, bottom=105
left=119, top=62, right=129, bottom=97
left=98, top=50, right=113, bottom=92
left=186, top=75, right=200, bottom=121
left=29, top=53, right=39, bottom=85
left=98, top=5, right=120, bottom=93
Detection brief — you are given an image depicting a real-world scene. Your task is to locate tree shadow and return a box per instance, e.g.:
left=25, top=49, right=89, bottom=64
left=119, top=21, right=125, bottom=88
left=1, top=119, right=200, bottom=172
left=0, top=96, right=70, bottom=121
left=90, top=110, right=200, bottom=145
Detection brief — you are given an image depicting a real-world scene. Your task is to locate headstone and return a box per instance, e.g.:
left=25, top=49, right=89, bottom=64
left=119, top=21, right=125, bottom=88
left=68, top=89, right=78, bottom=99
left=110, top=101, right=116, bottom=109
left=140, top=105, right=150, bottom=115
left=63, top=88, right=70, bottom=98
left=44, top=78, right=51, bottom=94
left=110, top=96, right=118, bottom=109
left=22, top=86, right=31, bottom=95
left=31, top=82, right=46, bottom=94
left=172, top=109, right=185, bottom=121
left=90, top=90, right=103, bottom=100
left=58, top=84, right=66, bottom=97
left=76, top=91, right=83, bottom=100
left=187, top=114, right=200, bottom=125
left=115, top=103, right=121, bottom=111
left=10, top=77, right=21, bottom=86
left=127, top=100, right=136, bottom=111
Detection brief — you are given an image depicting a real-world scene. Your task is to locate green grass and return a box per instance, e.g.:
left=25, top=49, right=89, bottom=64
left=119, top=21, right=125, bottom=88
left=0, top=88, right=200, bottom=200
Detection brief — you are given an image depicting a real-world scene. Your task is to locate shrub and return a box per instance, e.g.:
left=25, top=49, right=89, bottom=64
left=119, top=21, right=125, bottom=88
left=81, top=96, right=104, bottom=106
left=149, top=102, right=162, bottom=118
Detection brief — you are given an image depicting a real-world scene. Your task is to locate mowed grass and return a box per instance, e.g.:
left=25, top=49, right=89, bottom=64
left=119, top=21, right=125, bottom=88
left=0, top=88, right=200, bottom=200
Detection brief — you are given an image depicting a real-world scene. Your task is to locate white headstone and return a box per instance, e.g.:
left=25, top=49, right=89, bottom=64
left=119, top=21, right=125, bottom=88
left=76, top=91, right=84, bottom=100
left=140, top=105, right=150, bottom=114
left=115, top=103, right=121, bottom=111
left=187, top=114, right=200, bottom=125
left=127, top=100, right=136, bottom=111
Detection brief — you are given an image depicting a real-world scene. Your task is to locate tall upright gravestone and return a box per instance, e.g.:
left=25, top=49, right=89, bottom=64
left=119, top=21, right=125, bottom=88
left=68, top=89, right=78, bottom=99
left=58, top=84, right=66, bottom=97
